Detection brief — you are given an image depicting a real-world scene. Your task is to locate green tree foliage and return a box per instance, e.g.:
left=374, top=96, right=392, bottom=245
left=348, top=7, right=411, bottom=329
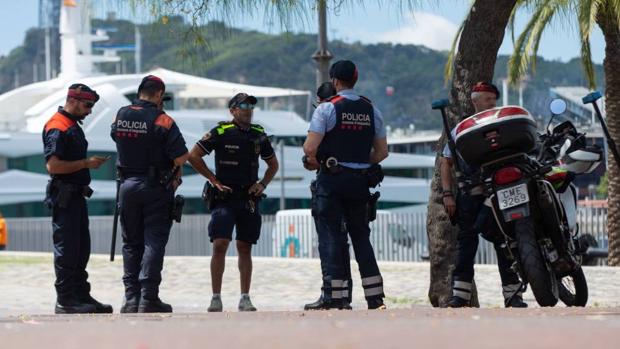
left=0, top=18, right=604, bottom=129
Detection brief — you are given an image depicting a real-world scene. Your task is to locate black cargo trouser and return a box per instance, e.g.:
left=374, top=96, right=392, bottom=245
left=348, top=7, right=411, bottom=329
left=452, top=193, right=521, bottom=294
left=315, top=171, right=384, bottom=304
left=52, top=193, right=91, bottom=303
left=312, top=180, right=352, bottom=302
left=120, top=177, right=173, bottom=300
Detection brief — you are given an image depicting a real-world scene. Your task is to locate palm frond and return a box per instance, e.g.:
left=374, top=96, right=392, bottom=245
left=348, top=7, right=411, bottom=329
left=578, top=0, right=599, bottom=88
left=528, top=0, right=565, bottom=72
left=600, top=0, right=620, bottom=28
left=508, top=0, right=562, bottom=85
left=442, top=3, right=470, bottom=86
left=508, top=0, right=547, bottom=85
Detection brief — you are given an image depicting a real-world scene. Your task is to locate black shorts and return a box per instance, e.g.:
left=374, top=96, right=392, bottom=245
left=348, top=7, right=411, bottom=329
left=208, top=200, right=261, bottom=244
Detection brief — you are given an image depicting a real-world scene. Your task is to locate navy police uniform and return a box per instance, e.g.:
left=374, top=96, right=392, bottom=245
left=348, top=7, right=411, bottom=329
left=197, top=121, right=274, bottom=243
left=43, top=107, right=94, bottom=309
left=443, top=82, right=526, bottom=308
left=309, top=83, right=386, bottom=309
left=111, top=98, right=188, bottom=309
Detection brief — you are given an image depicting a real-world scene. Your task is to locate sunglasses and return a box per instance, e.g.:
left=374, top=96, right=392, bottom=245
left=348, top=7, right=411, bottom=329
left=237, top=103, right=255, bottom=110
left=79, top=99, right=95, bottom=108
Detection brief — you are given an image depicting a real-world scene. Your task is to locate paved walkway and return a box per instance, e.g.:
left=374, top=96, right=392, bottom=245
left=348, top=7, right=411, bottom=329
left=1, top=252, right=620, bottom=316
left=1, top=308, right=619, bottom=349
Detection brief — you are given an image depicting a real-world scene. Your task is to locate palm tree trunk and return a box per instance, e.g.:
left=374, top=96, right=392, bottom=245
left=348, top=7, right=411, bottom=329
left=597, top=5, right=620, bottom=266
left=427, top=0, right=517, bottom=307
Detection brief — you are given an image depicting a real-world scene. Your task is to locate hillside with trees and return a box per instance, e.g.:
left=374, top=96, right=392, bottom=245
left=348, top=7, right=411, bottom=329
left=0, top=16, right=604, bottom=130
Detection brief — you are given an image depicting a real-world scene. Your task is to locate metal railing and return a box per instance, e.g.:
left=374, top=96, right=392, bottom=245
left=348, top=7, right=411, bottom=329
left=3, top=207, right=609, bottom=265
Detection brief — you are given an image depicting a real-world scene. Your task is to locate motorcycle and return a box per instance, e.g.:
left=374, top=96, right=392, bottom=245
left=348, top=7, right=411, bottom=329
left=433, top=98, right=602, bottom=307
left=535, top=99, right=603, bottom=306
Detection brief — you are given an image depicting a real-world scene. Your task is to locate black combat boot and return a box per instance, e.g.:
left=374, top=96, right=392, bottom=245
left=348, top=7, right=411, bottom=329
left=138, top=297, right=173, bottom=313
left=55, top=299, right=97, bottom=314
left=304, top=295, right=352, bottom=310
left=446, top=295, right=470, bottom=308
left=77, top=294, right=113, bottom=313
left=120, top=295, right=140, bottom=313
left=340, top=302, right=353, bottom=310
left=326, top=298, right=351, bottom=310
left=367, top=298, right=386, bottom=310
left=304, top=295, right=327, bottom=310
left=505, top=294, right=528, bottom=308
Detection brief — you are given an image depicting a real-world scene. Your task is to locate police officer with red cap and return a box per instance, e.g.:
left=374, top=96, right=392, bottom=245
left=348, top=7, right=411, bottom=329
left=441, top=81, right=528, bottom=308
left=111, top=75, right=189, bottom=313
left=43, top=83, right=113, bottom=314
left=303, top=60, right=389, bottom=310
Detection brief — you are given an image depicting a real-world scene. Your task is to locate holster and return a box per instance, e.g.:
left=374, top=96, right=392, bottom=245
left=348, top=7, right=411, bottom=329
left=45, top=180, right=93, bottom=209
left=366, top=164, right=384, bottom=188
left=171, top=195, right=184, bottom=223
left=158, top=167, right=176, bottom=189
left=202, top=181, right=218, bottom=211
left=310, top=180, right=318, bottom=218
left=44, top=180, right=54, bottom=210
left=367, top=191, right=380, bottom=222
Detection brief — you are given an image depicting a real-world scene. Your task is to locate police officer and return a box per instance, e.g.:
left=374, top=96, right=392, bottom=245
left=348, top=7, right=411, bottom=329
left=188, top=93, right=279, bottom=312
left=303, top=60, right=388, bottom=310
left=441, top=82, right=528, bottom=308
left=43, top=83, right=113, bottom=314
left=304, top=82, right=353, bottom=310
left=111, top=75, right=189, bottom=313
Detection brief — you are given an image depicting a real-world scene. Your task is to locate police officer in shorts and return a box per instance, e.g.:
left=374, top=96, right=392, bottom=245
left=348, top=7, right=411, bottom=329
left=188, top=93, right=279, bottom=312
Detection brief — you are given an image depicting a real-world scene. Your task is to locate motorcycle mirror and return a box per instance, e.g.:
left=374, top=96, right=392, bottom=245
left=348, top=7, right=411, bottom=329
left=550, top=98, right=567, bottom=115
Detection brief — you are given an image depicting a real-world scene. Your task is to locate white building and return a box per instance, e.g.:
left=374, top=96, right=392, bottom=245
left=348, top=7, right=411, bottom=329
left=0, top=0, right=434, bottom=216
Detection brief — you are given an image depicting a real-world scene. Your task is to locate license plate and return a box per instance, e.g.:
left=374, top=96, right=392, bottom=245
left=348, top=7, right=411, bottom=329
left=497, top=183, right=530, bottom=210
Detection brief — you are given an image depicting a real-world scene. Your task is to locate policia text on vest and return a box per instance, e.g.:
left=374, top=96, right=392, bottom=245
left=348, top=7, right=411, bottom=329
left=302, top=60, right=390, bottom=311
left=110, top=75, right=190, bottom=313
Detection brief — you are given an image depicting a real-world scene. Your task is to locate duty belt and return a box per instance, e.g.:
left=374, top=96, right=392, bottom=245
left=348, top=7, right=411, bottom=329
left=49, top=179, right=93, bottom=198
left=117, top=166, right=170, bottom=180
left=320, top=163, right=368, bottom=175
left=219, top=185, right=253, bottom=200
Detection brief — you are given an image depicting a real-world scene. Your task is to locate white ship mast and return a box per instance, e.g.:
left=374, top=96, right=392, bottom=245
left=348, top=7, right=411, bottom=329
left=58, top=0, right=119, bottom=79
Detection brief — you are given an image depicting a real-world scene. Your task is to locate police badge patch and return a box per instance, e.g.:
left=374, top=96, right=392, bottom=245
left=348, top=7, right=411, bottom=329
left=201, top=132, right=211, bottom=141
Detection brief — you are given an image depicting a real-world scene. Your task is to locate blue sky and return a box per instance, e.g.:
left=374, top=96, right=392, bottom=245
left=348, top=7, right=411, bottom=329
left=0, top=0, right=605, bottom=65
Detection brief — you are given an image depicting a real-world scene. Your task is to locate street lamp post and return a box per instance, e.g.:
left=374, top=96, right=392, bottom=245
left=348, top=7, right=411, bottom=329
left=311, top=0, right=333, bottom=88
left=279, top=140, right=286, bottom=211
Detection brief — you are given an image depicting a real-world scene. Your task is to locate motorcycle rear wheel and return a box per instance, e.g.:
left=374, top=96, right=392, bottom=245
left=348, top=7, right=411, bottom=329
left=516, top=217, right=559, bottom=307
left=558, top=266, right=588, bottom=307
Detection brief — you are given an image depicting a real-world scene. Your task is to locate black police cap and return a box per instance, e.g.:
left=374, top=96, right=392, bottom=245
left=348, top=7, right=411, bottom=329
left=138, top=75, right=166, bottom=94
left=228, top=93, right=258, bottom=108
left=329, top=60, right=358, bottom=83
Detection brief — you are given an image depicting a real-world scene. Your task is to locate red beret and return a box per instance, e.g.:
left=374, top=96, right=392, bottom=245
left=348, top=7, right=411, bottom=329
left=67, top=84, right=99, bottom=102
left=472, top=82, right=500, bottom=98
